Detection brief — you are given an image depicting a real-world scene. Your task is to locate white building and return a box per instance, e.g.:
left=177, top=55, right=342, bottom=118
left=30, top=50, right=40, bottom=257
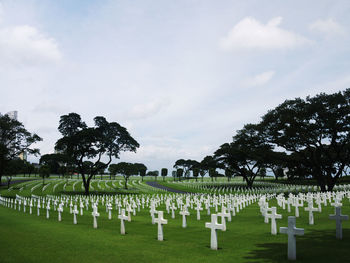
left=0, top=110, right=18, bottom=120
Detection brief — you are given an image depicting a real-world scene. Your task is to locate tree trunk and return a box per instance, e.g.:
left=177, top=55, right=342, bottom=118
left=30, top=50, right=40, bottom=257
left=124, top=177, right=128, bottom=189
left=83, top=180, right=90, bottom=195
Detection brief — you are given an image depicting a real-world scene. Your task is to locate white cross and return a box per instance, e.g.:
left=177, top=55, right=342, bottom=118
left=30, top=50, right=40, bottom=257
left=154, top=211, right=168, bottom=241
left=329, top=206, right=349, bottom=239
left=206, top=202, right=211, bottom=215
left=80, top=202, right=84, bottom=215
left=280, top=216, right=304, bottom=261
left=69, top=201, right=73, bottom=214
left=205, top=214, right=224, bottom=250
left=118, top=209, right=129, bottom=235
left=195, top=203, right=203, bottom=220
left=46, top=202, right=50, bottom=219
left=92, top=205, right=100, bottom=229
left=107, top=203, right=112, bottom=220
left=23, top=200, right=27, bottom=213
left=331, top=198, right=342, bottom=208
left=73, top=205, right=79, bottom=224
left=304, top=201, right=318, bottom=225
left=266, top=207, right=282, bottom=235
left=29, top=200, right=33, bottom=215
left=57, top=203, right=63, bottom=222
left=217, top=206, right=230, bottom=231
left=170, top=203, right=177, bottom=219
left=37, top=202, right=41, bottom=216
left=294, top=198, right=303, bottom=218
left=179, top=207, right=190, bottom=228
left=126, top=205, right=132, bottom=222
left=150, top=203, right=157, bottom=224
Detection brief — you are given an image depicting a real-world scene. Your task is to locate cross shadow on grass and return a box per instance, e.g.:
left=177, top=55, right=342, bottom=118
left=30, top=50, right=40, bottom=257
left=244, top=229, right=350, bottom=263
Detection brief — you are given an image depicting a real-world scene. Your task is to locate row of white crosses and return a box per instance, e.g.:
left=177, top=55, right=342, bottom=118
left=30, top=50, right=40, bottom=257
left=260, top=191, right=350, bottom=260
left=1, top=192, right=275, bottom=251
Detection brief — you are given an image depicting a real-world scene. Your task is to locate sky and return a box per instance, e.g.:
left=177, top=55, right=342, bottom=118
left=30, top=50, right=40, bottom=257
left=0, top=0, right=350, bottom=172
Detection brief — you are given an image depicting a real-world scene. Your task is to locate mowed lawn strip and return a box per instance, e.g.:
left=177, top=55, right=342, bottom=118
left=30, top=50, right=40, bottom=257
left=1, top=198, right=350, bottom=263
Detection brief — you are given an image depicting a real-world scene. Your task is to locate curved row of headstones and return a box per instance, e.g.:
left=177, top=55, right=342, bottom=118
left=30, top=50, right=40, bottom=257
left=0, top=192, right=264, bottom=250
left=2, top=190, right=349, bottom=261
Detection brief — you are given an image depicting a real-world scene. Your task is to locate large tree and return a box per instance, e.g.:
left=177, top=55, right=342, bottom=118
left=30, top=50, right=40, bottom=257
left=55, top=113, right=139, bottom=194
left=4, top=159, right=25, bottom=188
left=261, top=89, right=350, bottom=191
left=198, top=156, right=217, bottom=181
left=0, top=115, right=41, bottom=185
left=161, top=168, right=168, bottom=181
left=214, top=124, right=271, bottom=188
left=134, top=163, right=147, bottom=181
left=173, top=159, right=198, bottom=180
left=109, top=162, right=138, bottom=189
left=40, top=153, right=72, bottom=178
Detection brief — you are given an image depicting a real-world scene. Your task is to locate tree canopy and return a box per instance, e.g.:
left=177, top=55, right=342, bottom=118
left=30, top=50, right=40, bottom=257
left=55, top=113, right=139, bottom=194
left=0, top=115, right=42, bottom=184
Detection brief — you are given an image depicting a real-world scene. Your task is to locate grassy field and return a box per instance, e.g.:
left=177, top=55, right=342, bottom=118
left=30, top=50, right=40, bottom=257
left=0, top=178, right=350, bottom=262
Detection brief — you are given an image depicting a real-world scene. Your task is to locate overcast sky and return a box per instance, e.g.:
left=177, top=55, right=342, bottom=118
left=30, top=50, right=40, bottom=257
left=1, top=0, right=349, bottom=171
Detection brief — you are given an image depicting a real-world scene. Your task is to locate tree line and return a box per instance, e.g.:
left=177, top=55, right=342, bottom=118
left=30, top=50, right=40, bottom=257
left=172, top=89, right=350, bottom=191
left=2, top=89, right=350, bottom=193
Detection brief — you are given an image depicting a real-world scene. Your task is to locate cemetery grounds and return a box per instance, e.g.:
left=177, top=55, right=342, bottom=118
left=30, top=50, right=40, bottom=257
left=0, top=176, right=350, bottom=263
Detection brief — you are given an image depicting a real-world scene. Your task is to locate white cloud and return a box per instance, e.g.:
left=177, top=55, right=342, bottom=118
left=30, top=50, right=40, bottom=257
left=243, top=70, right=275, bottom=87
left=0, top=24, right=62, bottom=66
left=309, top=18, right=346, bottom=36
left=220, top=17, right=310, bottom=51
left=127, top=99, right=170, bottom=120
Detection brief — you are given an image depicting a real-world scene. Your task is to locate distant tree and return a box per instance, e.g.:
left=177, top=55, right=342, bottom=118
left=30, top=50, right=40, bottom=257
left=39, top=164, right=50, bottom=185
left=258, top=167, right=267, bottom=180
left=161, top=168, right=168, bottom=181
left=147, top=170, right=159, bottom=181
left=225, top=168, right=234, bottom=181
left=192, top=167, right=199, bottom=182
left=110, top=162, right=137, bottom=189
left=214, top=124, right=271, bottom=188
left=139, top=167, right=147, bottom=181
left=208, top=168, right=216, bottom=182
left=58, top=165, right=67, bottom=180
left=40, top=153, right=72, bottom=178
left=108, top=163, right=118, bottom=180
left=260, top=89, right=350, bottom=191
left=176, top=168, right=183, bottom=181
left=200, top=155, right=221, bottom=182
left=134, top=163, right=147, bottom=181
left=0, top=114, right=42, bottom=185
left=26, top=163, right=35, bottom=178
left=173, top=159, right=199, bottom=180
left=199, top=169, right=206, bottom=182
left=97, top=162, right=106, bottom=180
left=4, top=159, right=24, bottom=188
left=172, top=170, right=177, bottom=181
left=55, top=113, right=139, bottom=195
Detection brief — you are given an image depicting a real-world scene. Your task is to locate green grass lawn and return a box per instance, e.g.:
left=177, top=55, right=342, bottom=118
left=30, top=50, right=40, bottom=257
left=1, top=194, right=350, bottom=263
